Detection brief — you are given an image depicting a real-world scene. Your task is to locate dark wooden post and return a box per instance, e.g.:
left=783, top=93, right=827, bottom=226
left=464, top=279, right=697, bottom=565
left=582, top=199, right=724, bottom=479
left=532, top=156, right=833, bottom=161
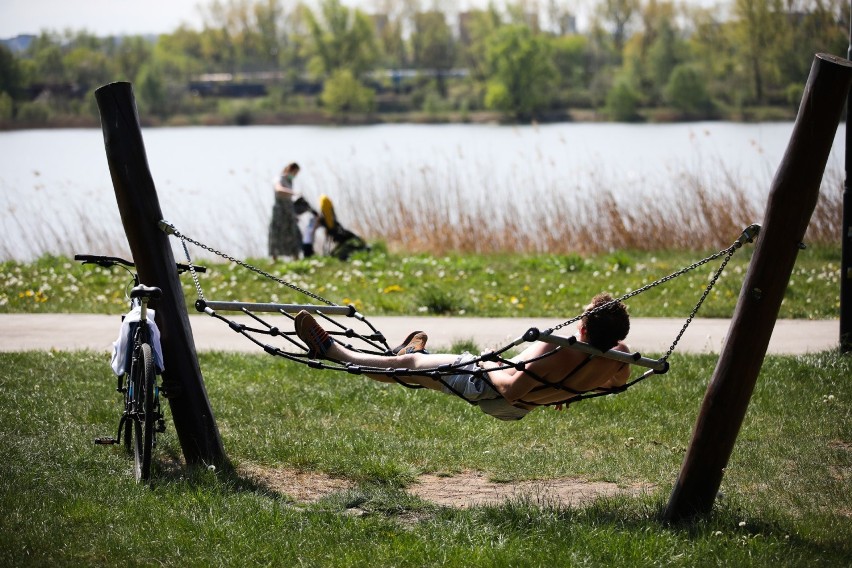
left=664, top=53, right=852, bottom=522
left=843, top=7, right=852, bottom=353
left=94, top=82, right=228, bottom=469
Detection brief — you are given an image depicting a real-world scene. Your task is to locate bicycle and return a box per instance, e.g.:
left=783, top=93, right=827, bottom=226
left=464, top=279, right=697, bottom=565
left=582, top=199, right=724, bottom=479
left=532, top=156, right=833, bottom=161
left=75, top=254, right=205, bottom=483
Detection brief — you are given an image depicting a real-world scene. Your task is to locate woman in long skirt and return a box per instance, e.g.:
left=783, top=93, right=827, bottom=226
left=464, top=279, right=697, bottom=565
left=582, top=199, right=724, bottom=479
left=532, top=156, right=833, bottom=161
left=268, top=162, right=303, bottom=261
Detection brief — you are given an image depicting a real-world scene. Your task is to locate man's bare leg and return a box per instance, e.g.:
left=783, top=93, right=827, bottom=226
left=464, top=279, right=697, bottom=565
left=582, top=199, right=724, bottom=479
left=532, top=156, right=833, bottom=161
left=295, top=311, right=460, bottom=391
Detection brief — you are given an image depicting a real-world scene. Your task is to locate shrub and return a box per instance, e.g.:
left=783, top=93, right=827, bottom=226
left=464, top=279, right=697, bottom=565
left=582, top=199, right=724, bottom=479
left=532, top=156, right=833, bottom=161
left=604, top=78, right=641, bottom=122
left=664, top=64, right=712, bottom=116
left=0, top=91, right=13, bottom=120
left=320, top=69, right=374, bottom=115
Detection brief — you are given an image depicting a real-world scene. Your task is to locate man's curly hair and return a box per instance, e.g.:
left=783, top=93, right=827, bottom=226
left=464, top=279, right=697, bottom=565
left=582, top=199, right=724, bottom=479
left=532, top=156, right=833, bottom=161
left=581, top=293, right=630, bottom=351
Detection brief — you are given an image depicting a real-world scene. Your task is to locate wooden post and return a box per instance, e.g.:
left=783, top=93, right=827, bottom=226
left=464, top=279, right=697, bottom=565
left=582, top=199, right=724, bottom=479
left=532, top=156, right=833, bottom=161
left=664, top=53, right=852, bottom=522
left=94, top=82, right=228, bottom=469
left=843, top=9, right=852, bottom=353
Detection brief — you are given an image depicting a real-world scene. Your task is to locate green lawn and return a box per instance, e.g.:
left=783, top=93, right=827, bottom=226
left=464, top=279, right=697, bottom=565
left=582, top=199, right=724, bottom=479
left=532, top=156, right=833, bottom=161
left=0, top=245, right=843, bottom=319
left=1, top=350, right=849, bottom=566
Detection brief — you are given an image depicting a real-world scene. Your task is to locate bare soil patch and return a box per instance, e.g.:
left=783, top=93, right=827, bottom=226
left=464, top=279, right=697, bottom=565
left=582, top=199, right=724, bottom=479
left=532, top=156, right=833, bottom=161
left=239, top=464, right=654, bottom=509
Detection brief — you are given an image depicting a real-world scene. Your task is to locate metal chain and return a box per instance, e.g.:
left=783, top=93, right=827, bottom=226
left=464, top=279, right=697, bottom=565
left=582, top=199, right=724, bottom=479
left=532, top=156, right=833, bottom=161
left=161, top=221, right=338, bottom=307
left=659, top=245, right=738, bottom=361
left=162, top=218, right=759, bottom=364
left=180, top=237, right=206, bottom=302
left=549, top=224, right=760, bottom=360
left=549, top=246, right=733, bottom=333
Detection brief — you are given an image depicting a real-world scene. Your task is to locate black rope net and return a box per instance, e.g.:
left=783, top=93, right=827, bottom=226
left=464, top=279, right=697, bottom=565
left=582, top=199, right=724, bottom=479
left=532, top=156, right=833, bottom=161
left=160, top=220, right=760, bottom=409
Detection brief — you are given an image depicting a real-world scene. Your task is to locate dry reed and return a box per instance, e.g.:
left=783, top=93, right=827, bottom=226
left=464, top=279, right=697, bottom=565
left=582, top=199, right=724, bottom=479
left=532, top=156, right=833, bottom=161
left=339, top=159, right=843, bottom=256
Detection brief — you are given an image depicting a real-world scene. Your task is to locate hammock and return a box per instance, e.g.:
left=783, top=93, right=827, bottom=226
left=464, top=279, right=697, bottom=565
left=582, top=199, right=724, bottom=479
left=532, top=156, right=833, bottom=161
left=160, top=220, right=760, bottom=408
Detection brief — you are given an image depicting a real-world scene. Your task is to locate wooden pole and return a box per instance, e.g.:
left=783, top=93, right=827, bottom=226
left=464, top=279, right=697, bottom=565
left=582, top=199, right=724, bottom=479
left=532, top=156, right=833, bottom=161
left=94, top=82, right=228, bottom=469
left=664, top=53, right=852, bottom=522
left=842, top=4, right=852, bottom=353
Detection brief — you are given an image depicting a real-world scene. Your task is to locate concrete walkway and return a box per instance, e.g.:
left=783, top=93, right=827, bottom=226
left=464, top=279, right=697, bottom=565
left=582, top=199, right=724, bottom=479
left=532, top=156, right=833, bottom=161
left=0, top=313, right=838, bottom=355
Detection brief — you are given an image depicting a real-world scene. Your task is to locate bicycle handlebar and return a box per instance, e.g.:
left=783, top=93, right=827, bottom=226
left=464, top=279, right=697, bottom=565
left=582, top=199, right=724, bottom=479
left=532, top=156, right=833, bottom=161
left=74, top=254, right=207, bottom=274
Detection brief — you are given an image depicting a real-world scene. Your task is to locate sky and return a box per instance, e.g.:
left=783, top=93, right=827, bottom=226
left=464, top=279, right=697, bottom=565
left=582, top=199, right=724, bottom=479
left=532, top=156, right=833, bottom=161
left=0, top=0, right=722, bottom=40
left=0, top=0, right=211, bottom=38
left=0, top=0, right=726, bottom=40
left=0, top=0, right=481, bottom=39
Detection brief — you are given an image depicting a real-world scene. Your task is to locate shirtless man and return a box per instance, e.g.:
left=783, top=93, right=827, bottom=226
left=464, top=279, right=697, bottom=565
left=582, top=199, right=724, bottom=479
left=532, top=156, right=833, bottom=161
left=294, top=293, right=631, bottom=421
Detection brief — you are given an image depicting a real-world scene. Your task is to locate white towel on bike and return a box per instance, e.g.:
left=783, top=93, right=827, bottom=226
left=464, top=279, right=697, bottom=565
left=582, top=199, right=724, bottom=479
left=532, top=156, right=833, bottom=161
left=111, top=307, right=165, bottom=376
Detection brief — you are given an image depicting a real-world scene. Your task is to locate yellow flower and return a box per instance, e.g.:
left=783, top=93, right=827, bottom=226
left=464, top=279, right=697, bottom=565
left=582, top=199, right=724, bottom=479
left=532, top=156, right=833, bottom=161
left=382, top=284, right=403, bottom=294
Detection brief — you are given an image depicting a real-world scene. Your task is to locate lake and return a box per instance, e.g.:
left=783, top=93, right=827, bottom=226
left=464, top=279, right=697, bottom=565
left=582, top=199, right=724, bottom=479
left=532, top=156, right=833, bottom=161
left=0, top=122, right=845, bottom=262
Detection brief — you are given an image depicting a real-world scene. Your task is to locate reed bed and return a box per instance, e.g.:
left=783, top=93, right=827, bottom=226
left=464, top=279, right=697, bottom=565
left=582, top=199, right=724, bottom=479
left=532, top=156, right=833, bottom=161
left=341, top=160, right=844, bottom=256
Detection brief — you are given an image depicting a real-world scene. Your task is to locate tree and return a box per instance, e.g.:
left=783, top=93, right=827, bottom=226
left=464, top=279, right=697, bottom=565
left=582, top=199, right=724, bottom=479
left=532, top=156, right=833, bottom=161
left=686, top=7, right=741, bottom=107
left=0, top=44, right=24, bottom=98
left=411, top=10, right=457, bottom=97
left=458, top=6, right=503, bottom=83
left=26, top=33, right=67, bottom=85
left=136, top=62, right=168, bottom=117
left=302, top=0, right=379, bottom=78
left=664, top=64, right=712, bottom=116
left=63, top=46, right=112, bottom=90
left=320, top=68, right=374, bottom=115
left=605, top=75, right=641, bottom=121
left=732, top=0, right=783, bottom=103
left=484, top=24, right=558, bottom=120
left=595, top=0, right=639, bottom=57
left=110, top=36, right=154, bottom=83
left=550, top=34, right=591, bottom=103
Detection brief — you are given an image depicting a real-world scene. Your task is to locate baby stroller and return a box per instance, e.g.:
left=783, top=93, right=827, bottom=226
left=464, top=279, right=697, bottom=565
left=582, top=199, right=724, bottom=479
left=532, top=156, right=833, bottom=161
left=315, top=194, right=370, bottom=261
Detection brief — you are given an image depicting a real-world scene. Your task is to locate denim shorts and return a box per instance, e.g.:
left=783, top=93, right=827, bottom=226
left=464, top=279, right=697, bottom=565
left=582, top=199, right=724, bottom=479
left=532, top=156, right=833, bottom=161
left=441, top=353, right=530, bottom=421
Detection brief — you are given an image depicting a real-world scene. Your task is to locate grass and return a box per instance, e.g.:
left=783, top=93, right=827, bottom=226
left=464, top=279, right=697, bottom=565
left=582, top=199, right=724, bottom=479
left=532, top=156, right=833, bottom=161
left=0, top=349, right=850, bottom=566
left=0, top=244, right=842, bottom=320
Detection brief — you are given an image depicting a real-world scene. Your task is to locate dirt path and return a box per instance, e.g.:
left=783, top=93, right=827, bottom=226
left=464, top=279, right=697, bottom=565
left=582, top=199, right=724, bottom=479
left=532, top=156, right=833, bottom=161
left=239, top=464, right=653, bottom=510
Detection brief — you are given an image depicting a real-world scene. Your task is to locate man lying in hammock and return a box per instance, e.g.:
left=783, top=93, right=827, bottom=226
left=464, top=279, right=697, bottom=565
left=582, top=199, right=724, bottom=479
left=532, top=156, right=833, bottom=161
left=294, top=293, right=631, bottom=421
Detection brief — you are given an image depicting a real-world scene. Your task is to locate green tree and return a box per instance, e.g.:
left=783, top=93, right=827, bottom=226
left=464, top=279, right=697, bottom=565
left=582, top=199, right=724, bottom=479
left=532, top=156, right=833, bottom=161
left=26, top=33, right=67, bottom=84
left=320, top=68, right=374, bottom=115
left=0, top=44, right=24, bottom=98
left=411, top=10, right=457, bottom=97
left=484, top=24, right=558, bottom=120
left=63, top=46, right=111, bottom=90
left=302, top=0, right=379, bottom=78
left=732, top=0, right=783, bottom=103
left=664, top=64, right=712, bottom=115
left=646, top=15, right=680, bottom=101
left=774, top=0, right=847, bottom=94
left=0, top=91, right=13, bottom=120
left=604, top=75, right=641, bottom=121
left=550, top=34, right=591, bottom=105
left=458, top=6, right=503, bottom=83
left=686, top=6, right=741, bottom=107
left=135, top=62, right=168, bottom=117
left=155, top=26, right=207, bottom=79
left=595, top=0, right=639, bottom=57
left=110, top=36, right=154, bottom=83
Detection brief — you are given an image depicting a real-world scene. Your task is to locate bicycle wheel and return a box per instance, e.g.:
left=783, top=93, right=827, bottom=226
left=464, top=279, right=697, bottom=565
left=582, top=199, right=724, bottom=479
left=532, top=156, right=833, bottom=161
left=131, top=342, right=156, bottom=483
left=122, top=375, right=132, bottom=453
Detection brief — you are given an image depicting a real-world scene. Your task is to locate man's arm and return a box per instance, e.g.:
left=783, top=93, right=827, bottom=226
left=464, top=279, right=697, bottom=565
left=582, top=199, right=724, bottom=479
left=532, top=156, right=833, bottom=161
left=486, top=368, right=539, bottom=403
